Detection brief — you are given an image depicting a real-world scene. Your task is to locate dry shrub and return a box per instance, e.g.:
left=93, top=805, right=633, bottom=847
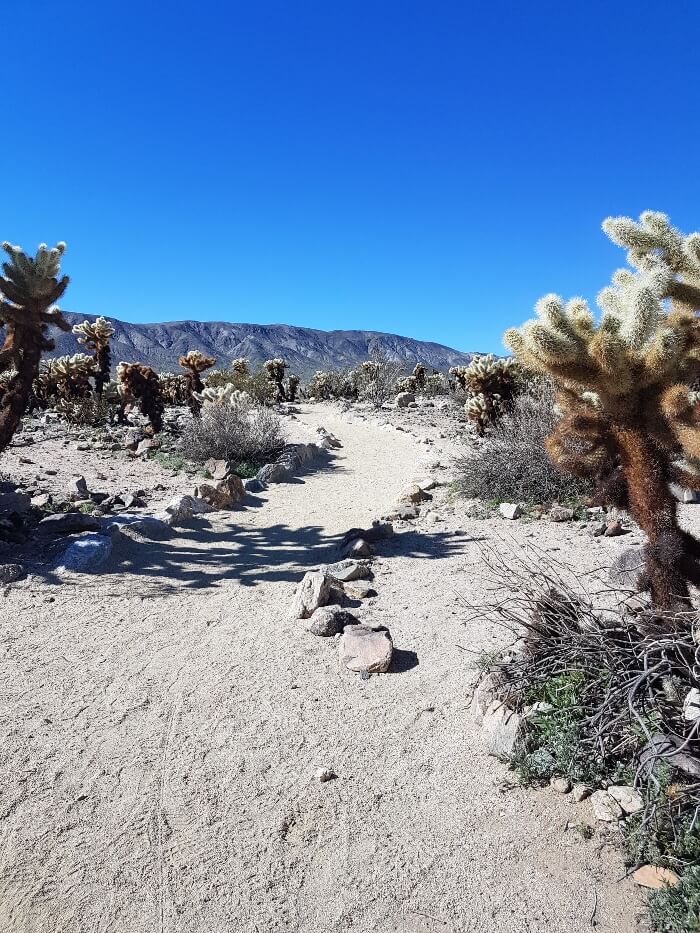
left=180, top=398, right=285, bottom=465
left=456, top=384, right=592, bottom=504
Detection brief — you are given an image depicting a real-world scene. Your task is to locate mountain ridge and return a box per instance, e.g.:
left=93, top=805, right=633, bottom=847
left=52, top=313, right=479, bottom=377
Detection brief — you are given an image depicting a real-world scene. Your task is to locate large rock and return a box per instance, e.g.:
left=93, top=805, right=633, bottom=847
left=471, top=673, right=506, bottom=725
left=395, top=392, right=415, bottom=408
left=590, top=790, right=624, bottom=822
left=290, top=571, right=332, bottom=619
left=204, top=458, right=231, bottom=481
left=320, top=559, right=371, bottom=583
left=65, top=476, right=89, bottom=501
left=57, top=533, right=112, bottom=572
left=397, top=484, right=433, bottom=505
left=305, top=605, right=358, bottom=637
left=155, top=494, right=215, bottom=527
left=38, top=512, right=102, bottom=534
left=339, top=625, right=393, bottom=673
left=481, top=701, right=525, bottom=757
left=257, top=461, right=294, bottom=484
left=499, top=503, right=522, bottom=520
left=195, top=474, right=245, bottom=510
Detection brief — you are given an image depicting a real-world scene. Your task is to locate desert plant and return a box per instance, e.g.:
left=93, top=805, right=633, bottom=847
left=54, top=394, right=114, bottom=426
left=357, top=350, right=406, bottom=408
left=206, top=364, right=275, bottom=406
left=306, top=367, right=360, bottom=400
left=457, top=382, right=592, bottom=503
left=0, top=242, right=71, bottom=452
left=180, top=395, right=285, bottom=466
left=158, top=372, right=189, bottom=405
left=423, top=371, right=450, bottom=397
left=452, top=354, right=519, bottom=434
left=264, top=358, right=288, bottom=401
left=504, top=211, right=700, bottom=613
left=231, top=357, right=250, bottom=376
left=179, top=350, right=216, bottom=414
left=72, top=316, right=115, bottom=394
left=116, top=362, right=164, bottom=433
left=194, top=383, right=251, bottom=407
left=51, top=353, right=96, bottom=398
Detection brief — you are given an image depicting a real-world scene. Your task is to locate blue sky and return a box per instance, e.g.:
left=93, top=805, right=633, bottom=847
left=5, top=1, right=700, bottom=353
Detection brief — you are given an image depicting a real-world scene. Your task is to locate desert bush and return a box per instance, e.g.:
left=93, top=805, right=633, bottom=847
left=505, top=210, right=700, bottom=614
left=423, top=371, right=450, bottom=397
left=356, top=350, right=406, bottom=408
left=54, top=394, right=115, bottom=426
left=180, top=396, right=285, bottom=466
left=306, top=367, right=360, bottom=400
left=456, top=383, right=592, bottom=504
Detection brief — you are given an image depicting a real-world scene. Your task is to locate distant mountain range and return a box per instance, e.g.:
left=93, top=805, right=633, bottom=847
left=52, top=314, right=477, bottom=378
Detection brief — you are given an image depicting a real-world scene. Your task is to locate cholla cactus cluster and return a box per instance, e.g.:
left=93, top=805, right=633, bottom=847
left=0, top=241, right=71, bottom=451
left=159, top=373, right=189, bottom=405
left=72, top=316, right=115, bottom=394
left=263, top=358, right=299, bottom=402
left=52, top=353, right=96, bottom=398
left=194, top=384, right=251, bottom=408
left=179, top=350, right=216, bottom=414
left=451, top=355, right=518, bottom=434
left=116, top=362, right=164, bottom=434
left=395, top=363, right=429, bottom=395
left=505, top=211, right=700, bottom=613
left=231, top=357, right=250, bottom=376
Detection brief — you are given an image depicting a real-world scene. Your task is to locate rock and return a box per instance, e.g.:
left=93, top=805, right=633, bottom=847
left=64, top=476, right=89, bottom=500
left=632, top=865, right=680, bottom=889
left=30, top=493, right=52, bottom=508
left=609, top=547, right=645, bottom=589
left=0, top=563, right=25, bottom=583
left=121, top=493, right=146, bottom=509
left=383, top=504, right=420, bottom=521
left=339, top=624, right=393, bottom=673
left=243, top=478, right=266, bottom=493
left=482, top=702, right=525, bottom=758
left=204, top=458, right=230, bottom=481
left=684, top=688, right=700, bottom=722
left=572, top=783, right=593, bottom=803
left=305, top=606, right=359, bottom=637
left=395, top=392, right=415, bottom=408
left=343, top=582, right=375, bottom=599
left=607, top=785, right=643, bottom=815
left=397, top=484, right=433, bottom=505
left=290, top=571, right=332, bottom=619
left=412, top=477, right=438, bottom=491
left=0, top=488, right=32, bottom=515
left=604, top=520, right=624, bottom=537
left=57, top=533, right=112, bottom=572
left=586, top=506, right=605, bottom=516
left=550, top=777, right=572, bottom=794
left=135, top=438, right=157, bottom=456
left=499, top=502, right=522, bottom=520
left=320, top=559, right=371, bottom=583
left=104, top=515, right=171, bottom=540
left=156, top=494, right=215, bottom=526
left=549, top=505, right=574, bottom=522
left=196, top=473, right=245, bottom=510
left=315, top=768, right=337, bottom=782
left=590, top=790, right=624, bottom=822
left=257, top=461, right=294, bottom=484
left=342, top=538, right=373, bottom=559
left=38, top=512, right=102, bottom=534
left=471, top=673, right=506, bottom=725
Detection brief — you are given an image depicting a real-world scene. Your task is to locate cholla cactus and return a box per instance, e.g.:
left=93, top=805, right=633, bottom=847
left=457, top=354, right=519, bottom=433
left=287, top=373, right=300, bottom=402
left=179, top=350, right=216, bottom=414
left=159, top=373, right=189, bottom=405
left=395, top=375, right=418, bottom=394
left=231, top=357, right=250, bottom=376
left=194, top=384, right=251, bottom=408
left=264, top=358, right=288, bottom=401
left=0, top=241, right=71, bottom=452
left=307, top=370, right=333, bottom=399
left=504, top=210, right=700, bottom=613
left=72, top=316, right=115, bottom=394
left=116, top=362, right=164, bottom=433
left=465, top=391, right=506, bottom=436
left=412, top=362, right=427, bottom=390
left=51, top=353, right=96, bottom=398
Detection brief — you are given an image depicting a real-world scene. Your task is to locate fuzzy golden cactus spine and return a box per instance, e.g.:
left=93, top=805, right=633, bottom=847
left=504, top=211, right=700, bottom=615
left=0, top=241, right=71, bottom=452
left=52, top=353, right=97, bottom=398
left=179, top=350, right=216, bottom=415
left=72, top=316, right=115, bottom=395
left=116, top=362, right=164, bottom=434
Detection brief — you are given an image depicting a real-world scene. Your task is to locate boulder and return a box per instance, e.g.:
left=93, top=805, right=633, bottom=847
left=65, top=476, right=89, bottom=500
left=196, top=474, right=245, bottom=510
left=397, top=484, right=433, bottom=505
left=482, top=701, right=525, bottom=757
left=305, top=606, right=359, bottom=637
left=319, top=559, right=371, bottom=583
left=339, top=625, right=393, bottom=673
left=499, top=502, right=522, bottom=520
left=395, top=392, right=415, bottom=408
left=257, top=462, right=294, bottom=484
left=244, top=478, right=266, bottom=494
left=155, top=494, right=215, bottom=526
left=38, top=512, right=102, bottom=534
left=607, top=785, right=643, bottom=815
left=290, top=571, right=332, bottom=619
left=590, top=790, right=624, bottom=822
left=57, top=533, right=112, bottom=572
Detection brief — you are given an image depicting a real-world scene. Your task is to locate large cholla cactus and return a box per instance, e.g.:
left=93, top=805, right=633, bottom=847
left=0, top=242, right=71, bottom=452
left=264, top=358, right=288, bottom=401
left=231, top=357, right=250, bottom=377
left=456, top=354, right=519, bottom=435
left=194, top=384, right=251, bottom=408
left=504, top=211, right=700, bottom=613
left=179, top=350, right=216, bottom=414
left=159, top=372, right=189, bottom=405
left=72, top=316, right=115, bottom=395
left=116, top=362, right=164, bottom=433
left=51, top=353, right=96, bottom=398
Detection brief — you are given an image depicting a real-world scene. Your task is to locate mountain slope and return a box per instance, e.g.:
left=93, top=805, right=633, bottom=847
left=54, top=314, right=477, bottom=377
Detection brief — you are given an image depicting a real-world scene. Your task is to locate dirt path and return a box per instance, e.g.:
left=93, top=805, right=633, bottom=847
left=0, top=408, right=640, bottom=933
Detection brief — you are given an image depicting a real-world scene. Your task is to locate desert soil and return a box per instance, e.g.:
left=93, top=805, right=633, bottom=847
left=0, top=403, right=644, bottom=932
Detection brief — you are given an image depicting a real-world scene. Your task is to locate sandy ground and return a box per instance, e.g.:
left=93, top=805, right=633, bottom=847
left=0, top=404, right=644, bottom=933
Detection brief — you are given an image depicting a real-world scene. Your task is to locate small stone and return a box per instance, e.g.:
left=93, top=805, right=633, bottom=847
left=549, top=505, right=574, bottom=522
left=604, top=520, right=624, bottom=537
left=343, top=582, right=375, bottom=599
left=342, top=538, right=372, bottom=559
left=632, top=865, right=680, bottom=889
left=684, top=687, right=700, bottom=722
left=243, top=478, right=265, bottom=493
left=572, top=783, right=593, bottom=802
left=607, top=785, right=643, bottom=815
left=257, top=461, right=294, bottom=484
left=290, top=571, right=332, bottom=620
left=315, top=768, right=337, bottom=783
left=590, top=790, right=624, bottom=822
left=499, top=502, right=522, bottom=520
left=30, top=493, right=52, bottom=508
left=339, top=624, right=393, bottom=673
left=306, top=606, right=358, bottom=637
left=65, top=476, right=89, bottom=500
left=482, top=702, right=525, bottom=758
left=395, top=392, right=415, bottom=408
left=550, top=777, right=572, bottom=794
left=320, top=559, right=371, bottom=583
left=0, top=563, right=25, bottom=583
left=397, top=484, right=433, bottom=505
left=471, top=673, right=506, bottom=725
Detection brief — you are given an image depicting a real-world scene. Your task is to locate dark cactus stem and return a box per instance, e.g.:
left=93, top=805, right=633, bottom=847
left=95, top=343, right=111, bottom=395
left=185, top=370, right=203, bottom=416
left=0, top=331, right=42, bottom=452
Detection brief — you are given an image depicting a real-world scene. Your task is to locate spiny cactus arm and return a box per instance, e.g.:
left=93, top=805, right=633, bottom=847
left=660, top=384, right=700, bottom=463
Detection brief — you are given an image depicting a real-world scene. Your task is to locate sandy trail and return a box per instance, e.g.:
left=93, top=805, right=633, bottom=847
left=0, top=408, right=639, bottom=933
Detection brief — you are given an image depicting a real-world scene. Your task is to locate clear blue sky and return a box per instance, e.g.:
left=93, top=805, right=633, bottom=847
left=5, top=1, right=700, bottom=353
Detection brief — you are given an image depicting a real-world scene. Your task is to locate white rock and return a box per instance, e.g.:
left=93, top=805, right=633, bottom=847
left=572, top=783, right=593, bottom=802
left=290, top=571, right=332, bottom=620
left=482, top=701, right=525, bottom=758
left=550, top=777, right=572, bottom=794
left=684, top=687, right=700, bottom=722
left=590, top=790, right=624, bottom=822
left=499, top=502, right=522, bottom=520
left=339, top=624, right=393, bottom=673
left=607, top=785, right=643, bottom=815
left=471, top=673, right=505, bottom=725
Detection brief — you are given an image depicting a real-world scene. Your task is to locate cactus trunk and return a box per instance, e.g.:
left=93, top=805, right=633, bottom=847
left=0, top=327, right=42, bottom=453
